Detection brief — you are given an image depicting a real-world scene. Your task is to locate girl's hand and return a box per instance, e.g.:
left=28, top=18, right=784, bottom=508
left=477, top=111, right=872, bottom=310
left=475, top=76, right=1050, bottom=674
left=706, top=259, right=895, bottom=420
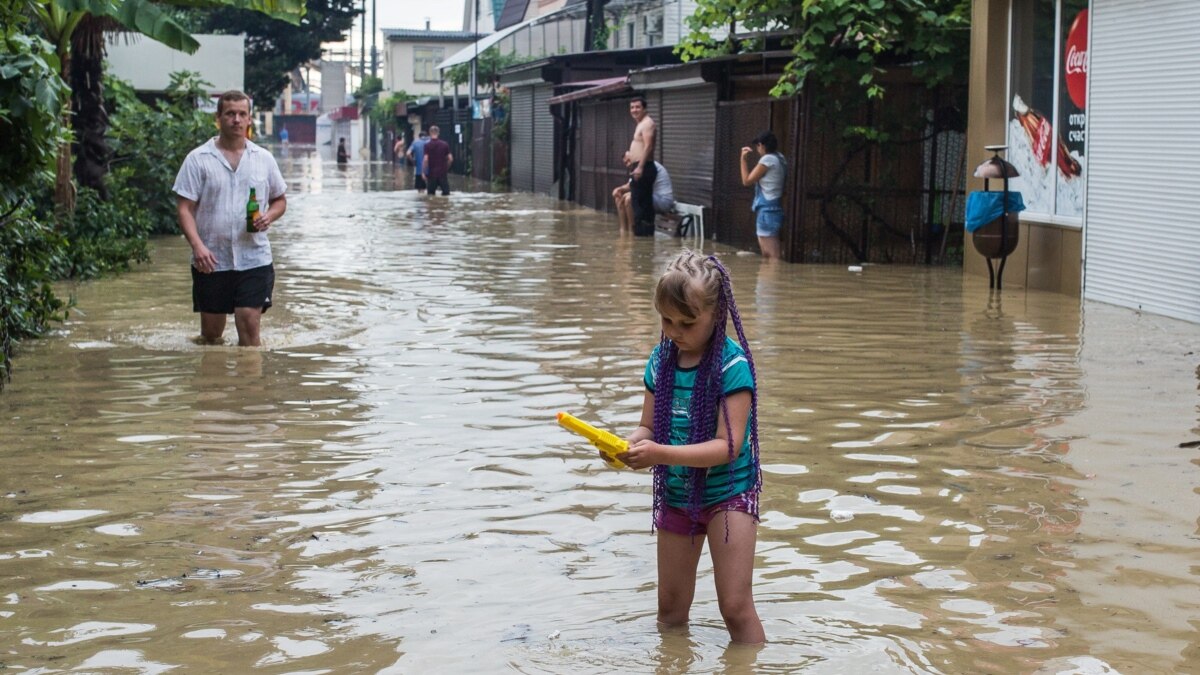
left=741, top=146, right=753, bottom=158
left=619, top=439, right=659, bottom=470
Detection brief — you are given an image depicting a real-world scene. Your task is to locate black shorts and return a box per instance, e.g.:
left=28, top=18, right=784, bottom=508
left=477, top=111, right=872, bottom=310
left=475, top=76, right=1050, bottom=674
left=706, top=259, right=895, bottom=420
left=192, top=263, right=274, bottom=315
left=415, top=173, right=427, bottom=190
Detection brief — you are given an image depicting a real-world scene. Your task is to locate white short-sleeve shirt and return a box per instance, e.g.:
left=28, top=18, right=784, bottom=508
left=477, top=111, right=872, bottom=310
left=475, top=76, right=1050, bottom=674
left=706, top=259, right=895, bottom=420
left=756, top=153, right=787, bottom=201
left=173, top=138, right=287, bottom=271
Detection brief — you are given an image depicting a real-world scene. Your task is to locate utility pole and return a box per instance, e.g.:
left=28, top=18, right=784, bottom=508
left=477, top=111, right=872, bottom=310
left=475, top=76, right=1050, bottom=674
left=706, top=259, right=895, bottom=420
left=369, top=0, right=378, bottom=159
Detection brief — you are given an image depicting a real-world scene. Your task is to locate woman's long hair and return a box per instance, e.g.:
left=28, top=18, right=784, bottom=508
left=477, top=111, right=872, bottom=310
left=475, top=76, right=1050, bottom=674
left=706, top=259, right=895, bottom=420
left=650, top=252, right=761, bottom=529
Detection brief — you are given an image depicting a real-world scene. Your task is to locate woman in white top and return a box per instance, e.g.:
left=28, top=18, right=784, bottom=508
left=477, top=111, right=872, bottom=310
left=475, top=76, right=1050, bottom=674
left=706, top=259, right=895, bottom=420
left=740, top=130, right=787, bottom=260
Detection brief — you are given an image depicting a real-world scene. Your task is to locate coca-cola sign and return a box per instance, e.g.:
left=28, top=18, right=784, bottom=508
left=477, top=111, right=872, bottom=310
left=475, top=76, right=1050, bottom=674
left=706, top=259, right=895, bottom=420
left=1064, top=9, right=1088, bottom=109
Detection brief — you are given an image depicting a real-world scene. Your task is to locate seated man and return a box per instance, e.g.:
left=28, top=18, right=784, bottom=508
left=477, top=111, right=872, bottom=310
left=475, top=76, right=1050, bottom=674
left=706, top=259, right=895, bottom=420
left=612, top=152, right=675, bottom=233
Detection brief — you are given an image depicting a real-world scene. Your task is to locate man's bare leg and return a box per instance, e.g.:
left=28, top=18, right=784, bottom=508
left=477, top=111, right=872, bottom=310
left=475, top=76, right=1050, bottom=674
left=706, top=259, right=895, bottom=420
left=199, top=312, right=227, bottom=344
left=619, top=193, right=634, bottom=233
left=233, top=307, right=263, bottom=347
left=614, top=190, right=629, bottom=232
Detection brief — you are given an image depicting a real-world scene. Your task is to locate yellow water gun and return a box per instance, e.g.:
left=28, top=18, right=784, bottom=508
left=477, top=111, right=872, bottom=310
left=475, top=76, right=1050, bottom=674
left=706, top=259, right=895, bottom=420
left=556, top=412, right=627, bottom=469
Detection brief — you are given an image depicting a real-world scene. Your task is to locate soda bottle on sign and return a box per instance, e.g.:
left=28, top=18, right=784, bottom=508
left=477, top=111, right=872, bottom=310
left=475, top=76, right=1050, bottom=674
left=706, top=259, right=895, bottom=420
left=1012, top=95, right=1081, bottom=177
left=246, top=188, right=260, bottom=233
left=1055, top=138, right=1081, bottom=177
left=1013, top=95, right=1052, bottom=167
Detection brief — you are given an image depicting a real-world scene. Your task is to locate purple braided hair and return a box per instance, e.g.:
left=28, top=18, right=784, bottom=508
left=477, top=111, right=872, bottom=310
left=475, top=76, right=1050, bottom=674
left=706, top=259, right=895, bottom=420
left=649, top=252, right=762, bottom=532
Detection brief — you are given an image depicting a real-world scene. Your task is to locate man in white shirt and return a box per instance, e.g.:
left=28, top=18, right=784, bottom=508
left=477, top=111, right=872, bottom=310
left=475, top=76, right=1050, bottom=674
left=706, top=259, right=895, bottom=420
left=174, top=90, right=287, bottom=347
left=612, top=151, right=674, bottom=233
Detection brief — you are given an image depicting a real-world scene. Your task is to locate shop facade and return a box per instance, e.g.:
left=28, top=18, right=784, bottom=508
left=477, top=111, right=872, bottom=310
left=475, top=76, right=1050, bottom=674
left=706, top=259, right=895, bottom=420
left=967, top=0, right=1200, bottom=321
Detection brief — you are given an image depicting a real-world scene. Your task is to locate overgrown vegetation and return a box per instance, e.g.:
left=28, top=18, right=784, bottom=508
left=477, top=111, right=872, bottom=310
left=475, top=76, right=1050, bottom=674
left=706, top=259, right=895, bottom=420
left=444, top=47, right=525, bottom=92
left=369, top=89, right=410, bottom=128
left=0, top=65, right=214, bottom=389
left=677, top=0, right=970, bottom=99
left=104, top=72, right=214, bottom=235
left=0, top=4, right=68, bottom=387
left=353, top=75, right=383, bottom=101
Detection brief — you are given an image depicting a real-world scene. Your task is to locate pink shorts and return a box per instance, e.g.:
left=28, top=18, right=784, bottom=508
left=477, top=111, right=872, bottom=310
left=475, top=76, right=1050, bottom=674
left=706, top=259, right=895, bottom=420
left=655, top=491, right=759, bottom=536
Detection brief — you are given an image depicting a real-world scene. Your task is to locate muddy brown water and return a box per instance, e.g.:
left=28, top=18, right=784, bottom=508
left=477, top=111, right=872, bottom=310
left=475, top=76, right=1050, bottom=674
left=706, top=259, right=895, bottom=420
left=2, top=149, right=1199, bottom=673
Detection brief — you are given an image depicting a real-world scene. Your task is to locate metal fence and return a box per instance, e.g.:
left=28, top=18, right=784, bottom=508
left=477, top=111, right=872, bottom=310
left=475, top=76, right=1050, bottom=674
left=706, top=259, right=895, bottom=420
left=714, top=83, right=967, bottom=264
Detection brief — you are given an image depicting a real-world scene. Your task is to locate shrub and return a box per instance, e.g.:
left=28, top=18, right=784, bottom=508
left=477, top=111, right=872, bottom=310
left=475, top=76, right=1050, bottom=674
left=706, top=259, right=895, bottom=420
left=106, top=72, right=214, bottom=235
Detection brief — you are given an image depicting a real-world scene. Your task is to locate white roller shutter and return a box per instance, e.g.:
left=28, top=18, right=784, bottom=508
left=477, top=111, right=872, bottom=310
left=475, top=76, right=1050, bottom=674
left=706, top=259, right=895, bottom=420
left=510, top=86, right=534, bottom=192
left=1084, top=0, right=1200, bottom=321
left=533, top=84, right=556, bottom=196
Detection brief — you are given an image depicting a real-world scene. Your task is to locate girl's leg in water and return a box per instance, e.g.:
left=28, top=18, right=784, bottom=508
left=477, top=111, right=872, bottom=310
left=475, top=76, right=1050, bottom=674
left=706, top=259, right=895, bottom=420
left=708, top=510, right=764, bottom=643
left=656, top=529, right=705, bottom=627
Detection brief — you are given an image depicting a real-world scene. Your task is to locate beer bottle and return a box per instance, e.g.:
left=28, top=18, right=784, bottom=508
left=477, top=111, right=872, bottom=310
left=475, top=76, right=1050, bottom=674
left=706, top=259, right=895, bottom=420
left=246, top=188, right=260, bottom=233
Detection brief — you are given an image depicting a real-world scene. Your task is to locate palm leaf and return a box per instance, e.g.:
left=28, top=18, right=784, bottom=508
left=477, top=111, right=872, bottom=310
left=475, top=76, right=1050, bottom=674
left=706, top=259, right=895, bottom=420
left=163, top=0, right=306, bottom=25
left=54, top=0, right=199, bottom=52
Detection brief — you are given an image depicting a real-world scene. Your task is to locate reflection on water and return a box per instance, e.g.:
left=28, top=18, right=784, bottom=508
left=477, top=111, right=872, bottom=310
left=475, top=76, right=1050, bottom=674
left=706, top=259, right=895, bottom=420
left=2, top=146, right=1200, bottom=672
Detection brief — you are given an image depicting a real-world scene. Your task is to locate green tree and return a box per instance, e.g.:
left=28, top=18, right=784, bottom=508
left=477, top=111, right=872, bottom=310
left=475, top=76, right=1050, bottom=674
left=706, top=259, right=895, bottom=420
left=104, top=71, right=214, bottom=235
left=369, top=89, right=410, bottom=128
left=0, top=31, right=67, bottom=208
left=677, top=0, right=970, bottom=99
left=444, top=46, right=524, bottom=94
left=189, top=0, right=359, bottom=107
left=0, top=0, right=69, bottom=389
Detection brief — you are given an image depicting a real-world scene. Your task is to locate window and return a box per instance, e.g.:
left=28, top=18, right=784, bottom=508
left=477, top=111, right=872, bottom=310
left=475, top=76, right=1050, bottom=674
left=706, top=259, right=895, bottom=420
left=414, top=47, right=444, bottom=83
left=1008, top=0, right=1089, bottom=221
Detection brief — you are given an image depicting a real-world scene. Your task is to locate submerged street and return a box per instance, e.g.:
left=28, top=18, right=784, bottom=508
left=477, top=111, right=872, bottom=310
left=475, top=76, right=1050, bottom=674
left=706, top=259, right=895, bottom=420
left=2, top=148, right=1199, bottom=673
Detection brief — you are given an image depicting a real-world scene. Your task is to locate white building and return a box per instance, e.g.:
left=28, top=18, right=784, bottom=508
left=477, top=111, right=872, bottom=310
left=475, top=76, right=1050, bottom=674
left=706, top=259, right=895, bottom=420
left=105, top=34, right=244, bottom=95
left=439, top=0, right=710, bottom=77
left=381, top=27, right=477, bottom=96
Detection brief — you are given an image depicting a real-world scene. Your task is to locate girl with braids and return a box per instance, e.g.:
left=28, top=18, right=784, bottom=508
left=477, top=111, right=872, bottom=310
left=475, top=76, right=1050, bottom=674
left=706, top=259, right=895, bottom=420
left=617, top=250, right=764, bottom=644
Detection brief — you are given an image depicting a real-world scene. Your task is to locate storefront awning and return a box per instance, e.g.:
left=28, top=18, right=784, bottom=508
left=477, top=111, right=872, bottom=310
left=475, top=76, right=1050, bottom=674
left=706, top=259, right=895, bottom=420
left=438, top=8, right=569, bottom=71
left=547, top=76, right=630, bottom=105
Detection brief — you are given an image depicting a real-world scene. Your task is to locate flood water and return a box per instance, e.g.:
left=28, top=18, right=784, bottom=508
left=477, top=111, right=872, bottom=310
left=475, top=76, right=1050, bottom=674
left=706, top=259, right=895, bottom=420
left=2, top=147, right=1200, bottom=673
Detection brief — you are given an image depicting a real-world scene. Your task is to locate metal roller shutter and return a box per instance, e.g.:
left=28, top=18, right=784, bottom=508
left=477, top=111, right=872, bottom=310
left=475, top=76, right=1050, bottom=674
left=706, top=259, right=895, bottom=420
left=510, top=86, right=535, bottom=192
left=1083, top=0, right=1200, bottom=321
left=660, top=86, right=716, bottom=208
left=533, top=84, right=556, bottom=196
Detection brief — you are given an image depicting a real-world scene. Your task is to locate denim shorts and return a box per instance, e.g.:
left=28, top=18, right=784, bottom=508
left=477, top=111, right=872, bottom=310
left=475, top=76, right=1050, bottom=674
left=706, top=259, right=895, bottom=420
left=655, top=491, right=759, bottom=536
left=756, top=208, right=784, bottom=237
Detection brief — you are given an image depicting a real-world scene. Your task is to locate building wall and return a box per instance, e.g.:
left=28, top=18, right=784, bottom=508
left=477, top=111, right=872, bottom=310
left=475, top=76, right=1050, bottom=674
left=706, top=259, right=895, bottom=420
left=965, top=0, right=1082, bottom=295
left=385, top=39, right=474, bottom=96
left=321, top=62, right=347, bottom=112
left=608, top=0, right=714, bottom=50
left=105, top=34, right=244, bottom=95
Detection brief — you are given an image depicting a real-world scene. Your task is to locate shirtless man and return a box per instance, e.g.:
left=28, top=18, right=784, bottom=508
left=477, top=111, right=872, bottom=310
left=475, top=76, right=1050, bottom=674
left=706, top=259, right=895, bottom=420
left=612, top=151, right=674, bottom=233
left=626, top=95, right=657, bottom=236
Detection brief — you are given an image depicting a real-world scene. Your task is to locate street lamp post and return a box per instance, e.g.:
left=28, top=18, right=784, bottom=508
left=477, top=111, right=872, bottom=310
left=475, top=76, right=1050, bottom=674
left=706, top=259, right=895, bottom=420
left=370, top=0, right=378, bottom=159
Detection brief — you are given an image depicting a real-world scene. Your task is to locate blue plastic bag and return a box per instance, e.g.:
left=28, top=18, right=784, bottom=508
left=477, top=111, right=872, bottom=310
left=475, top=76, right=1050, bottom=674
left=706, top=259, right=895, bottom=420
left=965, top=191, right=1026, bottom=233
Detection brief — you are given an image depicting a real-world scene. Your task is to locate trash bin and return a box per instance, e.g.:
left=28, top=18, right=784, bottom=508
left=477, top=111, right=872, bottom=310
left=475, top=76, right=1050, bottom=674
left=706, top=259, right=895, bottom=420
left=966, top=145, right=1025, bottom=289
